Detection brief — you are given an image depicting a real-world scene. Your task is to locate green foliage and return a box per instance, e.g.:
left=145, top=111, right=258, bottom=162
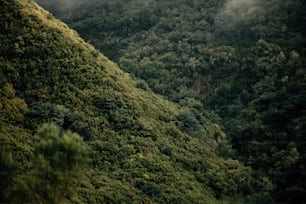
left=2, top=123, right=88, bottom=204
left=0, top=0, right=254, bottom=203
left=38, top=0, right=306, bottom=203
left=177, top=109, right=204, bottom=138
left=135, top=180, right=161, bottom=197
left=26, top=123, right=88, bottom=203
left=0, top=145, right=15, bottom=203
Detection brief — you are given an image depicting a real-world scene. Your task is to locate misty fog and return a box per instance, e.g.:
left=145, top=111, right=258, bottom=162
left=35, top=0, right=152, bottom=15
left=35, top=0, right=96, bottom=14
left=215, top=0, right=265, bottom=31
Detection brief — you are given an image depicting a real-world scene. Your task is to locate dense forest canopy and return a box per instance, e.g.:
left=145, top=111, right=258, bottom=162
left=0, top=0, right=305, bottom=202
left=0, top=0, right=262, bottom=203
left=35, top=0, right=306, bottom=203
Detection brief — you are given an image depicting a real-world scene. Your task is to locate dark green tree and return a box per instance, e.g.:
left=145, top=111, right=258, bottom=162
left=0, top=144, right=15, bottom=203
left=10, top=123, right=88, bottom=204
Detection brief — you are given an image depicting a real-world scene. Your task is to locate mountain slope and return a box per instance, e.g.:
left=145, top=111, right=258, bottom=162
left=0, top=0, right=252, bottom=203
left=36, top=0, right=306, bottom=203
left=37, top=0, right=306, bottom=203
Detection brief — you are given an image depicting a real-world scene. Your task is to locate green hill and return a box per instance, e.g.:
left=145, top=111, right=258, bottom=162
left=0, top=0, right=253, bottom=203
left=36, top=0, right=306, bottom=203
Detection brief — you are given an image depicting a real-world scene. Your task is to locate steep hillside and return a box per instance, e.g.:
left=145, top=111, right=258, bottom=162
left=36, top=0, right=306, bottom=203
left=0, top=0, right=253, bottom=203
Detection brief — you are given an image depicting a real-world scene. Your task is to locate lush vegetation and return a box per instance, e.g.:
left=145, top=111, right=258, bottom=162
left=0, top=0, right=258, bottom=203
left=36, top=0, right=306, bottom=203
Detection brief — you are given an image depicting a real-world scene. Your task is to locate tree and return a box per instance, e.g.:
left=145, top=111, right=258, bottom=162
left=0, top=144, right=15, bottom=203
left=10, top=123, right=89, bottom=204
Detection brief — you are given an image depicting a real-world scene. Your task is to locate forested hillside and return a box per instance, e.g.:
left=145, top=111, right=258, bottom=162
left=36, top=0, right=306, bottom=203
left=0, top=0, right=257, bottom=203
